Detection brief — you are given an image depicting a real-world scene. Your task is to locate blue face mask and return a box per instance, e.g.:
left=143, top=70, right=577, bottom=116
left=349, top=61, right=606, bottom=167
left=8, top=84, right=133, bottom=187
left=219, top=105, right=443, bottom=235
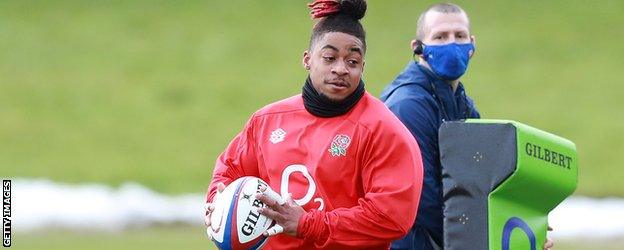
left=423, top=42, right=475, bottom=80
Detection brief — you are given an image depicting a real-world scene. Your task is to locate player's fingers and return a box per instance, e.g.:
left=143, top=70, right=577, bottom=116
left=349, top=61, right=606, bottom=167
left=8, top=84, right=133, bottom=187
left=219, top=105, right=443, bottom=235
left=204, top=215, right=211, bottom=227
left=204, top=203, right=214, bottom=212
left=257, top=207, right=284, bottom=222
left=256, top=193, right=282, bottom=211
left=285, top=193, right=296, bottom=206
left=205, top=227, right=213, bottom=240
left=217, top=182, right=226, bottom=193
left=204, top=203, right=214, bottom=227
left=263, top=224, right=284, bottom=237
left=262, top=188, right=285, bottom=206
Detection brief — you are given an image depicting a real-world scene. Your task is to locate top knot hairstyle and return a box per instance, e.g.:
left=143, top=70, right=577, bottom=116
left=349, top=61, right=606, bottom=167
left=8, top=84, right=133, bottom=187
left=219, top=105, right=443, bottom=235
left=308, top=0, right=367, bottom=53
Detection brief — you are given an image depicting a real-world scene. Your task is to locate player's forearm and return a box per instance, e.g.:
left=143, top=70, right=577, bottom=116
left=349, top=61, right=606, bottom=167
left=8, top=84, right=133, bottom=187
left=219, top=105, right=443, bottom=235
left=296, top=197, right=417, bottom=248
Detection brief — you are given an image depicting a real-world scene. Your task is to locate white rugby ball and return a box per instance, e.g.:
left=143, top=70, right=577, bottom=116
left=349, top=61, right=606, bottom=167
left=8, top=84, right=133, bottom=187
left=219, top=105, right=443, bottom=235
left=209, top=176, right=276, bottom=250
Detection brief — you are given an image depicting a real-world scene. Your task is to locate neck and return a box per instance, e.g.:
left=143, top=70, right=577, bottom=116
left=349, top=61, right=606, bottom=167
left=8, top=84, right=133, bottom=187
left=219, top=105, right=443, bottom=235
left=302, top=76, right=366, bottom=118
left=418, top=59, right=460, bottom=93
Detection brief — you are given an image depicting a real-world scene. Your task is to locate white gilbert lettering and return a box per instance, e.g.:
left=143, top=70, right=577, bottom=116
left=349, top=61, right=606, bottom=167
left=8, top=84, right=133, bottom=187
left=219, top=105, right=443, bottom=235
left=280, top=164, right=324, bottom=211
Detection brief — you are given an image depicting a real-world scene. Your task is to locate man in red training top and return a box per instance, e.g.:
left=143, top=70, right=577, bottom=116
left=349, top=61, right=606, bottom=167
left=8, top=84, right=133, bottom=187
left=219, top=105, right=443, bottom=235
left=204, top=1, right=423, bottom=249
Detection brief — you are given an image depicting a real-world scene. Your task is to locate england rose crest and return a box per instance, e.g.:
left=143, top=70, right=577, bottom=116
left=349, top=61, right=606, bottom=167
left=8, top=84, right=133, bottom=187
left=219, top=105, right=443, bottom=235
left=329, top=134, right=351, bottom=157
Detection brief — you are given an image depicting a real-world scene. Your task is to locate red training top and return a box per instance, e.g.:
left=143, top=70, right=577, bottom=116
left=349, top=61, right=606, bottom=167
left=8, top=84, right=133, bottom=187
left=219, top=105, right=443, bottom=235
left=207, top=92, right=423, bottom=249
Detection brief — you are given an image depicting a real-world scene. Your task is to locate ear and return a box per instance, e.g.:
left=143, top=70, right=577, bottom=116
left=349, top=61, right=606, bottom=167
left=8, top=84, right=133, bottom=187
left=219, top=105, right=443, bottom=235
left=302, top=50, right=311, bottom=70
left=469, top=35, right=476, bottom=58
left=361, top=60, right=366, bottom=74
left=410, top=39, right=419, bottom=51
left=410, top=39, right=425, bottom=60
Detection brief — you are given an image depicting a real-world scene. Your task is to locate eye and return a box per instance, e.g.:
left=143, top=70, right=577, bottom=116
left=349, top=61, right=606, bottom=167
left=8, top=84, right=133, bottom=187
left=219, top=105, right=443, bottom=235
left=347, top=59, right=359, bottom=66
left=433, top=35, right=443, bottom=40
left=323, top=56, right=335, bottom=62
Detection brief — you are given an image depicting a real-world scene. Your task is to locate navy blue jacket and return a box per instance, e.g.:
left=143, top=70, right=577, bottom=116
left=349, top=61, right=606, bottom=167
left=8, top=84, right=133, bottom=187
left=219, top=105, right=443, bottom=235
left=380, top=61, right=480, bottom=250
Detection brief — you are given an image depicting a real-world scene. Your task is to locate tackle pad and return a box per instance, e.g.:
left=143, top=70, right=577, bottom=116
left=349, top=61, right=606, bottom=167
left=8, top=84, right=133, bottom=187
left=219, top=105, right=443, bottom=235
left=439, top=119, right=577, bottom=250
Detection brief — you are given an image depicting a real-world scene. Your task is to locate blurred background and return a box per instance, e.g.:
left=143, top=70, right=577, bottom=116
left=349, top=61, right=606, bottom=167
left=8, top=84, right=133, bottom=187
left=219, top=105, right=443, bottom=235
left=1, top=0, right=623, bottom=249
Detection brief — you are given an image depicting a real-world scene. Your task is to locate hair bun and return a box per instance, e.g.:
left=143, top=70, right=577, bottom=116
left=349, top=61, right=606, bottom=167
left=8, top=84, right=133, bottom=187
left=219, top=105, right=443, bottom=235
left=339, top=0, right=367, bottom=20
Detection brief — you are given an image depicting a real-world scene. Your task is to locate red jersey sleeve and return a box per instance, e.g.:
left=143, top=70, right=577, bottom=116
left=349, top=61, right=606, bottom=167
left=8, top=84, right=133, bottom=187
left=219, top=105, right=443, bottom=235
left=296, top=124, right=424, bottom=248
left=206, top=115, right=261, bottom=203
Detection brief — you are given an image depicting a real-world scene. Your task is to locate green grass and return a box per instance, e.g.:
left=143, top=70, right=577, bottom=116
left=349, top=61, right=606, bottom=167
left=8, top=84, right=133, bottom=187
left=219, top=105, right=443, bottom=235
left=1, top=0, right=623, bottom=196
left=14, top=226, right=213, bottom=250
left=13, top=226, right=624, bottom=250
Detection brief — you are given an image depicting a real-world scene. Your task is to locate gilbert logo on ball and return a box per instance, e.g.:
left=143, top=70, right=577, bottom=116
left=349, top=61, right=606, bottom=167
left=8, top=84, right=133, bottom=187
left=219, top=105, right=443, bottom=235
left=209, top=176, right=281, bottom=250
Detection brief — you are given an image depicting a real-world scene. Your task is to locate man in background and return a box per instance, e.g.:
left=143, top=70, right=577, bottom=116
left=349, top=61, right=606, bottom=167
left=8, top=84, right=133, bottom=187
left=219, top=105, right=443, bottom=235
left=380, top=3, right=553, bottom=250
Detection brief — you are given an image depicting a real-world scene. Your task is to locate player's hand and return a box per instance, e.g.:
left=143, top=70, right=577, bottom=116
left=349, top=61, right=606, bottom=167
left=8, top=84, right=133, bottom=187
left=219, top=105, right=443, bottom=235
left=204, top=182, right=226, bottom=239
left=256, top=188, right=305, bottom=237
left=543, top=226, right=554, bottom=250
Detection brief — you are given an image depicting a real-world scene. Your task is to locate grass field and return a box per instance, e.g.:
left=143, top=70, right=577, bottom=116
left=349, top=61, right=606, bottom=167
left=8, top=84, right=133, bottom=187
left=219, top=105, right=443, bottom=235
left=13, top=226, right=624, bottom=250
left=2, top=0, right=622, bottom=196
left=1, top=0, right=623, bottom=248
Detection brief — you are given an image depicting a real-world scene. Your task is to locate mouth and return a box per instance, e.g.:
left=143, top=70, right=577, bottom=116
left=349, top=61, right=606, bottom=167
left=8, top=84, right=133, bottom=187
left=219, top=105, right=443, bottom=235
left=325, top=80, right=349, bottom=89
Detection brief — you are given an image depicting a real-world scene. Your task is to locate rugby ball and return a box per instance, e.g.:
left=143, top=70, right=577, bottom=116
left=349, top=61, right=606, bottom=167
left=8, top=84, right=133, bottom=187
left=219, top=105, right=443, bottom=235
left=209, top=176, right=276, bottom=250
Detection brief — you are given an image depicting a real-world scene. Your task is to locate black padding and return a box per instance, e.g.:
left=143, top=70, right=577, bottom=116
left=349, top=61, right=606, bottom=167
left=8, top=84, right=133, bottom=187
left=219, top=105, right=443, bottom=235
left=439, top=122, right=517, bottom=250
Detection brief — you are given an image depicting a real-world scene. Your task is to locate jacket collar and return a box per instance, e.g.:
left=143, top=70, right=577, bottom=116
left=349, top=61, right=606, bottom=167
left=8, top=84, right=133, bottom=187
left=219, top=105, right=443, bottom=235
left=382, top=60, right=470, bottom=121
left=416, top=62, right=464, bottom=95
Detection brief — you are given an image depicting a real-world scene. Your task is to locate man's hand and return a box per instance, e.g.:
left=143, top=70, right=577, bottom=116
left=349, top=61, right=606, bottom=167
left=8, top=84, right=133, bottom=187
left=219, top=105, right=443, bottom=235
left=204, top=182, right=226, bottom=239
left=257, top=190, right=306, bottom=237
left=543, top=226, right=554, bottom=250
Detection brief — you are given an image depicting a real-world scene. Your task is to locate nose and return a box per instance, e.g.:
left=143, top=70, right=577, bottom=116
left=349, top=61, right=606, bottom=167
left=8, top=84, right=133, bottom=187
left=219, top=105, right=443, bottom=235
left=331, top=61, right=349, bottom=76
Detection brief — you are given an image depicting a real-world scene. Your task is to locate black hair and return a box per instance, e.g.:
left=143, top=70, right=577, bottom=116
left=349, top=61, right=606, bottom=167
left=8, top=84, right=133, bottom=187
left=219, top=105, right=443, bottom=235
left=309, top=0, right=367, bottom=53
